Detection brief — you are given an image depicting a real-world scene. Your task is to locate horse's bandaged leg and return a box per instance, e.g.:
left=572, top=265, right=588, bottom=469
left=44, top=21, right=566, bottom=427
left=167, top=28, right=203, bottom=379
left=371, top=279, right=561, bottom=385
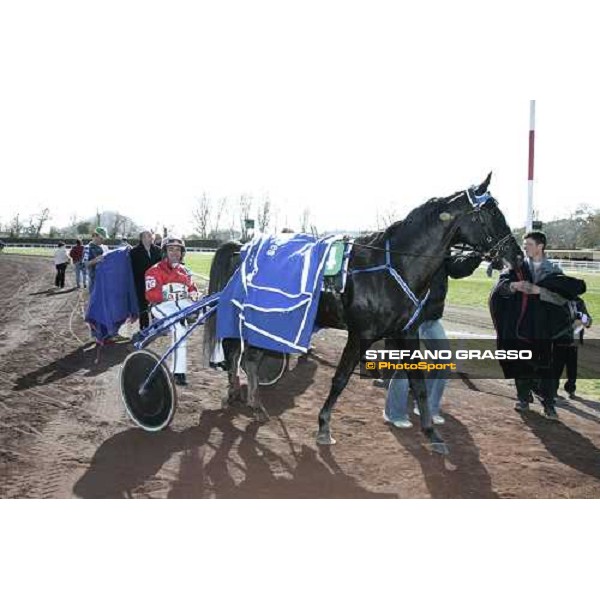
left=210, top=340, right=225, bottom=364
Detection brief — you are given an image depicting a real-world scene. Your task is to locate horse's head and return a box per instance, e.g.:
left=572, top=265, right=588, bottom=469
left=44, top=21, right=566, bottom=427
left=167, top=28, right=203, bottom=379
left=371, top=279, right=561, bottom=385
left=445, top=173, right=523, bottom=269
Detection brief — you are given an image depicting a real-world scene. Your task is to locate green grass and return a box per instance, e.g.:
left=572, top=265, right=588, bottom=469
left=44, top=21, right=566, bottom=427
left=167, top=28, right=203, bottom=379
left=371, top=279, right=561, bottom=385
left=3, top=247, right=54, bottom=257
left=185, top=252, right=214, bottom=279
left=568, top=379, right=600, bottom=400
left=447, top=267, right=600, bottom=319
left=3, top=246, right=216, bottom=276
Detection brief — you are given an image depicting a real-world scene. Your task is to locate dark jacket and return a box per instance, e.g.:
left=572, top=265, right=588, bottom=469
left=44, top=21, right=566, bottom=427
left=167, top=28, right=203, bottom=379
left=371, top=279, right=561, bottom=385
left=130, top=242, right=162, bottom=308
left=489, top=260, right=586, bottom=377
left=491, top=262, right=586, bottom=344
left=423, top=252, right=483, bottom=321
left=570, top=296, right=592, bottom=344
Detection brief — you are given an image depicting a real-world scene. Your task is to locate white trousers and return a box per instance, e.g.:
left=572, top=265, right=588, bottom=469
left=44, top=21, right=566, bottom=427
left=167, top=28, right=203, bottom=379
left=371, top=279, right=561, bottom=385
left=151, top=299, right=193, bottom=375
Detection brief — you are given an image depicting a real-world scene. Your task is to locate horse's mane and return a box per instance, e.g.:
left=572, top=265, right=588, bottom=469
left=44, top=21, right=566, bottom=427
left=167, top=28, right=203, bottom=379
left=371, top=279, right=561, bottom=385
left=355, top=193, right=463, bottom=247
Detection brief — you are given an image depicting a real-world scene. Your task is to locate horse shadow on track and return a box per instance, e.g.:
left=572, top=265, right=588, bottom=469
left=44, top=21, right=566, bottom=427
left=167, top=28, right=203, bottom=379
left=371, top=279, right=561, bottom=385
left=391, top=414, right=498, bottom=499
left=521, top=412, right=600, bottom=480
left=74, top=408, right=396, bottom=499
left=13, top=343, right=132, bottom=391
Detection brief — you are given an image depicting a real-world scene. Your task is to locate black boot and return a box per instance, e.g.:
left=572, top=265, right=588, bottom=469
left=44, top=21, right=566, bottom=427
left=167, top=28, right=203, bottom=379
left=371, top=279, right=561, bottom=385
left=174, top=373, right=187, bottom=386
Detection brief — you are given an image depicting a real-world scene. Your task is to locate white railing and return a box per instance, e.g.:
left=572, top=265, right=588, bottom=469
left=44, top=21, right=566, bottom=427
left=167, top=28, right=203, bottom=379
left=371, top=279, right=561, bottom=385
left=479, top=259, right=600, bottom=274
left=3, top=242, right=215, bottom=253
left=552, top=259, right=600, bottom=273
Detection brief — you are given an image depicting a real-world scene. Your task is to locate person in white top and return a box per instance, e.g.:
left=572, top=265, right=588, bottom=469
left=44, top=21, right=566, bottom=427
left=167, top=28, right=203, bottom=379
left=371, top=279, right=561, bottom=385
left=53, top=241, right=70, bottom=289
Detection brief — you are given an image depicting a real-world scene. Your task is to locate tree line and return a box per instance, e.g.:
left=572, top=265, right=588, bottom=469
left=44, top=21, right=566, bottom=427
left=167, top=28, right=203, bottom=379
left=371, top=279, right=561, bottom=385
left=514, top=205, right=600, bottom=249
left=1, top=210, right=141, bottom=240
left=3, top=201, right=599, bottom=248
left=189, top=194, right=315, bottom=240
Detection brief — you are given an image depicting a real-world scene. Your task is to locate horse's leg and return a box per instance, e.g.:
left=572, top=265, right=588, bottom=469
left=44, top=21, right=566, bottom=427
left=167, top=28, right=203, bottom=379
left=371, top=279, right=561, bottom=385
left=316, top=332, right=362, bottom=445
left=245, top=346, right=269, bottom=422
left=222, top=339, right=242, bottom=409
left=404, top=334, right=448, bottom=455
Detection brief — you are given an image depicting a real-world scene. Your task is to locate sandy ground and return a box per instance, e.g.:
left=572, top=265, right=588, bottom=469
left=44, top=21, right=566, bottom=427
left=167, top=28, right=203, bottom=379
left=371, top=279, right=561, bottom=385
left=1, top=254, right=600, bottom=498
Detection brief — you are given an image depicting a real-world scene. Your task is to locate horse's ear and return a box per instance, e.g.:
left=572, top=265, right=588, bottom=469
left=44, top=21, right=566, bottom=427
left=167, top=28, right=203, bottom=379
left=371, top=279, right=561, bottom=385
left=474, top=172, right=493, bottom=195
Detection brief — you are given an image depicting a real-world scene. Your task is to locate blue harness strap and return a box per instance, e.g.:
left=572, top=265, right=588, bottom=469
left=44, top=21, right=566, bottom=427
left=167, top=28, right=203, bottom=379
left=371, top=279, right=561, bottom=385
left=349, top=239, right=430, bottom=332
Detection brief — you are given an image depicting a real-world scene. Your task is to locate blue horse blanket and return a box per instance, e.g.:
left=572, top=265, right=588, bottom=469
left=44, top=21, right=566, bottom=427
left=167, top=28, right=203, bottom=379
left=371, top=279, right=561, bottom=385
left=216, top=233, right=341, bottom=354
left=85, top=247, right=139, bottom=343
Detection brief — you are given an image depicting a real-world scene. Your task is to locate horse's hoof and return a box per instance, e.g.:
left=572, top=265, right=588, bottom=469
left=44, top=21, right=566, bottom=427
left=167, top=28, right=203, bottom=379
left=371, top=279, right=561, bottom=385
left=227, top=391, right=243, bottom=405
left=253, top=408, right=270, bottom=423
left=316, top=432, right=337, bottom=446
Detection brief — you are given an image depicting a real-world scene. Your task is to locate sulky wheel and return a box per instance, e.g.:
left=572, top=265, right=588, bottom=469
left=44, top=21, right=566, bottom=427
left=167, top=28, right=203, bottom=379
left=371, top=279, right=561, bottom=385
left=257, top=351, right=289, bottom=387
left=120, top=349, right=177, bottom=432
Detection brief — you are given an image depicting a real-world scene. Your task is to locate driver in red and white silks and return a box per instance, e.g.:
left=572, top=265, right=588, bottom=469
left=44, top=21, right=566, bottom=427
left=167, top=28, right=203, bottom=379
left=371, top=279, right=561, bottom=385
left=145, top=237, right=199, bottom=384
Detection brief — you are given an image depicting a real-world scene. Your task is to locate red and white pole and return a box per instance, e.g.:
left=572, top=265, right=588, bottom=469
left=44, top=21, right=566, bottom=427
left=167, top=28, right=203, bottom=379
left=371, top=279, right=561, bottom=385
left=527, top=100, right=536, bottom=231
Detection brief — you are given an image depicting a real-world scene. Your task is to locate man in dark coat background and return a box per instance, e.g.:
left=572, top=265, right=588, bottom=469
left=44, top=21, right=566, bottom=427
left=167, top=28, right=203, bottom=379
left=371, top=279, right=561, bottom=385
left=490, top=231, right=586, bottom=420
left=129, top=229, right=162, bottom=329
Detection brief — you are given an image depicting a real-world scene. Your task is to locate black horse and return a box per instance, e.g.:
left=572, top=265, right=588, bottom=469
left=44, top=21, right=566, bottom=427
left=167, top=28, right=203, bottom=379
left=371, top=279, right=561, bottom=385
left=204, top=174, right=523, bottom=452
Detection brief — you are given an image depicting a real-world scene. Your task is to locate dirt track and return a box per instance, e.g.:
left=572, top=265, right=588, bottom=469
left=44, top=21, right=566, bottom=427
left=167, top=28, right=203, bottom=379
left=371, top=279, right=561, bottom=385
left=2, top=254, right=600, bottom=498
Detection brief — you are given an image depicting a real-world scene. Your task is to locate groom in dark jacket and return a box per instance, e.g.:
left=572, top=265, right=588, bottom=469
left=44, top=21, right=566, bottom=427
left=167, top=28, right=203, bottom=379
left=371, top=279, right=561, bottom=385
left=490, top=231, right=586, bottom=420
left=130, top=230, right=162, bottom=329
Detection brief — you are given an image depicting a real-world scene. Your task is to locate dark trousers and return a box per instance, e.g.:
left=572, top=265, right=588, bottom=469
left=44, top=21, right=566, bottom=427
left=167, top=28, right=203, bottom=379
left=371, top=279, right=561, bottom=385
left=516, top=344, right=570, bottom=407
left=55, top=263, right=67, bottom=288
left=139, top=309, right=150, bottom=330
left=562, top=346, right=578, bottom=395
left=139, top=299, right=150, bottom=330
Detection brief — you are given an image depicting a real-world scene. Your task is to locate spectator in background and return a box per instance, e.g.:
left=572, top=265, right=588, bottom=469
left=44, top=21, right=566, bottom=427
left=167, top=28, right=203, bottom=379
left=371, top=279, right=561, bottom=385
left=120, top=237, right=130, bottom=247
left=561, top=297, right=592, bottom=399
left=69, top=239, right=87, bottom=289
left=154, top=233, right=163, bottom=248
left=53, top=242, right=70, bottom=289
left=84, top=226, right=109, bottom=293
left=130, top=229, right=162, bottom=329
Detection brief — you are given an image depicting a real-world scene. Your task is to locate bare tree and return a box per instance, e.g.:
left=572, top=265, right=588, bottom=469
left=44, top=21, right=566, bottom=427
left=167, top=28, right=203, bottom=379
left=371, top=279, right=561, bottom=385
left=9, top=213, right=24, bottom=237
left=228, top=203, right=239, bottom=240
left=257, top=195, right=271, bottom=233
left=210, top=196, right=228, bottom=238
left=300, top=207, right=311, bottom=233
left=29, top=208, right=51, bottom=237
left=239, top=194, right=253, bottom=240
left=77, top=222, right=91, bottom=236
left=109, top=212, right=126, bottom=238
left=375, top=205, right=399, bottom=230
left=193, top=193, right=212, bottom=239
left=68, top=212, right=78, bottom=228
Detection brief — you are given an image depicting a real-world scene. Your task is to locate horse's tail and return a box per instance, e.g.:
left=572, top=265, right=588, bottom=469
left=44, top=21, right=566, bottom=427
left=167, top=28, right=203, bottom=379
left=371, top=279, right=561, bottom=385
left=203, top=241, right=242, bottom=365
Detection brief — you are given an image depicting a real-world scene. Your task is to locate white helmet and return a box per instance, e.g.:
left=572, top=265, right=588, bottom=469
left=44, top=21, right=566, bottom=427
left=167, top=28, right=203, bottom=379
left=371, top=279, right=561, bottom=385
left=161, top=236, right=186, bottom=259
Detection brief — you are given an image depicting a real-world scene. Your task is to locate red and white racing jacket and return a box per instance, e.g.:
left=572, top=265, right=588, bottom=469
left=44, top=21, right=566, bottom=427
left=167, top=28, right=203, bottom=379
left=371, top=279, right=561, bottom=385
left=145, top=259, right=199, bottom=305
